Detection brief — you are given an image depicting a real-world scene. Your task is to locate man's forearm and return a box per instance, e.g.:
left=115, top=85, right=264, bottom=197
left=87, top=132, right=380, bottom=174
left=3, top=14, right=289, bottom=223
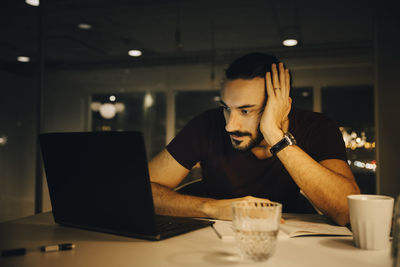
left=151, top=182, right=265, bottom=220
left=276, top=145, right=360, bottom=226
left=151, top=182, right=213, bottom=218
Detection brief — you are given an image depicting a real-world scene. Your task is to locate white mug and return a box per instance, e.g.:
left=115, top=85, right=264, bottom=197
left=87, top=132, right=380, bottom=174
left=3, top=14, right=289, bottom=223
left=348, top=194, right=394, bottom=250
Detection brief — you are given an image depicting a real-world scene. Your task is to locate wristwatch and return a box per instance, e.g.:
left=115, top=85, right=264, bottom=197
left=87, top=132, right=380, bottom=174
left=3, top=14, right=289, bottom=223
left=270, top=132, right=296, bottom=155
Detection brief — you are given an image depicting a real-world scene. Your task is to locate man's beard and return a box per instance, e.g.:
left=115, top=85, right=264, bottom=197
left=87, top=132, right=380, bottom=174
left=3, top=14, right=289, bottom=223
left=228, top=127, right=264, bottom=151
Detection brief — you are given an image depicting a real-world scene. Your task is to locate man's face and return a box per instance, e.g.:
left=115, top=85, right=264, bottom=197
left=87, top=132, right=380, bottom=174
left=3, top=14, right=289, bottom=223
left=220, top=78, right=266, bottom=151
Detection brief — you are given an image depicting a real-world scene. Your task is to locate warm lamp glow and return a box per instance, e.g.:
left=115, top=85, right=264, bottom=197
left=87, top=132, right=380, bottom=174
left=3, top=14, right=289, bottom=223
left=17, top=56, right=30, bottom=62
left=282, top=39, right=298, bottom=47
left=99, top=103, right=117, bottom=119
left=144, top=93, right=154, bottom=109
left=128, top=50, right=142, bottom=57
left=25, top=0, right=39, bottom=6
left=78, top=23, right=92, bottom=30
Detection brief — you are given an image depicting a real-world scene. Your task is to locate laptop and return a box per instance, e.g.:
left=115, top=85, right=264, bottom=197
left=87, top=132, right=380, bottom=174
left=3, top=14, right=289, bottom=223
left=39, top=131, right=213, bottom=241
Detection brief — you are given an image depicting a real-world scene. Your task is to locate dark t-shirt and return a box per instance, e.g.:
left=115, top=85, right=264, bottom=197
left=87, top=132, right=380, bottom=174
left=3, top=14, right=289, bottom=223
left=167, top=107, right=347, bottom=212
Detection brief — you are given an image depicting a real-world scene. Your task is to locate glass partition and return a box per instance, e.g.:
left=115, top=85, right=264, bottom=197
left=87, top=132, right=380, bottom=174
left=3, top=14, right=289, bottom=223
left=322, top=86, right=375, bottom=193
left=291, top=87, right=313, bottom=111
left=91, top=92, right=166, bottom=159
left=174, top=90, right=220, bottom=185
left=175, top=90, right=221, bottom=133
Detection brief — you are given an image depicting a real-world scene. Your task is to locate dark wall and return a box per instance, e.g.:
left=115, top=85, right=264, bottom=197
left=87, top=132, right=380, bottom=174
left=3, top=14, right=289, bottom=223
left=0, top=71, right=36, bottom=222
left=375, top=2, right=400, bottom=197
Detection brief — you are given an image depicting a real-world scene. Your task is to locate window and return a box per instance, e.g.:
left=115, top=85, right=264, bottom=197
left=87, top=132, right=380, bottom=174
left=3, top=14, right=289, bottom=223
left=322, top=86, right=375, bottom=193
left=91, top=92, right=166, bottom=159
left=175, top=90, right=220, bottom=133
left=175, top=90, right=220, bottom=185
left=291, top=87, right=313, bottom=111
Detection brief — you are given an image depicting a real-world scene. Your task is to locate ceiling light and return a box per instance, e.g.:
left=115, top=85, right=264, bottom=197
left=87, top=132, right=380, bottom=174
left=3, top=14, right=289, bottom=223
left=282, top=39, right=298, bottom=47
left=25, top=0, right=39, bottom=6
left=128, top=50, right=142, bottom=57
left=281, top=27, right=299, bottom=47
left=109, top=95, right=116, bottom=102
left=17, top=56, right=30, bottom=62
left=78, top=23, right=92, bottom=30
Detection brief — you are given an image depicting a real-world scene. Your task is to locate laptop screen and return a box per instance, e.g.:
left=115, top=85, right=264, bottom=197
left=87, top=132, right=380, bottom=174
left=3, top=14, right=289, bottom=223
left=40, top=131, right=158, bottom=236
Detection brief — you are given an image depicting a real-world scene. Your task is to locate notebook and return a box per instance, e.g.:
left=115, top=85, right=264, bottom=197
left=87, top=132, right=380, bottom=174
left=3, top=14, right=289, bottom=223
left=39, top=131, right=213, bottom=241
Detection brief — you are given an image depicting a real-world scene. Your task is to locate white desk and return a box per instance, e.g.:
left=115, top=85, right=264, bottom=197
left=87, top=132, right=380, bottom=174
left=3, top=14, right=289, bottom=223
left=0, top=212, right=391, bottom=267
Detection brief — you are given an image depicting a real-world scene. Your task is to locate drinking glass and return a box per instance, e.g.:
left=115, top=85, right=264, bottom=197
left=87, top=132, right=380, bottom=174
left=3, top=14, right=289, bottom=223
left=232, top=200, right=282, bottom=262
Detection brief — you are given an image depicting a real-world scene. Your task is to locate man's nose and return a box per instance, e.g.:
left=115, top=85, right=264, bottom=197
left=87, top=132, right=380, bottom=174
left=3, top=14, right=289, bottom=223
left=225, top=112, right=241, bottom=133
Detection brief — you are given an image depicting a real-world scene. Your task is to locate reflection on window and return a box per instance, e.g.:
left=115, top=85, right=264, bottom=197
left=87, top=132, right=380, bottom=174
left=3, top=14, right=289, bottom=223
left=91, top=93, right=166, bottom=159
left=175, top=90, right=220, bottom=133
left=291, top=87, right=313, bottom=111
left=175, top=90, right=220, bottom=185
left=322, top=86, right=375, bottom=193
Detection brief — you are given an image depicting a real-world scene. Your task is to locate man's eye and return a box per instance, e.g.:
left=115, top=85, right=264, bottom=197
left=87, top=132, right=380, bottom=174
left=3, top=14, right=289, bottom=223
left=241, top=109, right=249, bottom=115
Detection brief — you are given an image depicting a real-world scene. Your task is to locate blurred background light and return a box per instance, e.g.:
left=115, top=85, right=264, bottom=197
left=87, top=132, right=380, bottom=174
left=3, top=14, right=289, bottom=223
left=282, top=39, right=298, bottom=47
left=25, top=0, right=39, bottom=6
left=77, top=23, right=92, bottom=30
left=128, top=50, right=142, bottom=57
left=17, top=56, right=30, bottom=62
left=0, top=135, right=8, bottom=146
left=99, top=103, right=117, bottom=119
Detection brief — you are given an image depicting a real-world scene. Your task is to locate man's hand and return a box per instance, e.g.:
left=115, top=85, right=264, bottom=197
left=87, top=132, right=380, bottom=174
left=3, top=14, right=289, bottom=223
left=202, top=196, right=269, bottom=220
left=260, top=62, right=292, bottom=146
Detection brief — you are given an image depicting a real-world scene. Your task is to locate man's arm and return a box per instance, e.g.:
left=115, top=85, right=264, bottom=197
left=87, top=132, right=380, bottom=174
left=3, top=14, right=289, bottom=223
left=149, top=149, right=262, bottom=220
left=261, top=63, right=360, bottom=226
left=276, top=145, right=359, bottom=226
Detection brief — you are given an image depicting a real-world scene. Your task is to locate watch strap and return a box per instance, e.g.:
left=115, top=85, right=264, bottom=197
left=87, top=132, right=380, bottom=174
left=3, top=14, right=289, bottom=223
left=269, top=132, right=296, bottom=155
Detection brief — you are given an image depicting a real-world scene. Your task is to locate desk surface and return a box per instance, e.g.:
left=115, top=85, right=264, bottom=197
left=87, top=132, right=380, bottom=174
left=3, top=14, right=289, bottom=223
left=0, top=212, right=392, bottom=267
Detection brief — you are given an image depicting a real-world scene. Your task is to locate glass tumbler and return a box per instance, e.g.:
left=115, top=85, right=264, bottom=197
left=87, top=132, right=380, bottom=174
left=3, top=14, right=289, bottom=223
left=232, top=200, right=282, bottom=262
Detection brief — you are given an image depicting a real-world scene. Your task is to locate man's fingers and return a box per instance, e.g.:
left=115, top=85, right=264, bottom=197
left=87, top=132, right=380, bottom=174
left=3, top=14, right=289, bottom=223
left=279, top=62, right=286, bottom=92
left=272, top=63, right=280, bottom=89
left=266, top=71, right=275, bottom=97
left=285, top=69, right=291, bottom=98
left=267, top=63, right=291, bottom=100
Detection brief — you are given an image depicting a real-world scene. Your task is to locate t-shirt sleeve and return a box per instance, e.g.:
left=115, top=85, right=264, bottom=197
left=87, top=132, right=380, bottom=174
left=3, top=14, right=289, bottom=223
left=166, top=113, right=207, bottom=170
left=307, top=116, right=348, bottom=162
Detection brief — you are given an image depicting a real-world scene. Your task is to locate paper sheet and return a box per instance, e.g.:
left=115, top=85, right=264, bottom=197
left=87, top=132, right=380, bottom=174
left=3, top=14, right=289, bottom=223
left=211, top=214, right=352, bottom=240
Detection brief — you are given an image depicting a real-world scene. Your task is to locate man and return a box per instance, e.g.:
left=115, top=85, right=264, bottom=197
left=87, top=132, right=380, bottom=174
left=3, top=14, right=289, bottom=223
left=149, top=53, right=360, bottom=226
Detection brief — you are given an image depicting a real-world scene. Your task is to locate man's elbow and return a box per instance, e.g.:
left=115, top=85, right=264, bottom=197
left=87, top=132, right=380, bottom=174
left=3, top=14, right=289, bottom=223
left=333, top=212, right=350, bottom=226
left=334, top=185, right=361, bottom=226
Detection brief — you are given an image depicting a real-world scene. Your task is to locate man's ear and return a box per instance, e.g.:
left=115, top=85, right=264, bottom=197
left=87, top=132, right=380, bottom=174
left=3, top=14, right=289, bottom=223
left=289, top=97, right=292, bottom=105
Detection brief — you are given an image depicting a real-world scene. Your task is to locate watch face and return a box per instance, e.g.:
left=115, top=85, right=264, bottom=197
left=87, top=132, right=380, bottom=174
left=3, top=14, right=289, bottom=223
left=285, top=132, right=296, bottom=146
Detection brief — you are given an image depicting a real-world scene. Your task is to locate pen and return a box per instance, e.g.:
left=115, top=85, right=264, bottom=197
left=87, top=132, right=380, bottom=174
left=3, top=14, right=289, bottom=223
left=1, top=248, right=26, bottom=257
left=1, top=243, right=75, bottom=257
left=41, top=243, right=76, bottom=253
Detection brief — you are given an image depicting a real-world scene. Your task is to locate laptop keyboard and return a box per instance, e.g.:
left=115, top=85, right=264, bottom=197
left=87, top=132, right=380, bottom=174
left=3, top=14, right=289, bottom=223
left=154, top=215, right=213, bottom=237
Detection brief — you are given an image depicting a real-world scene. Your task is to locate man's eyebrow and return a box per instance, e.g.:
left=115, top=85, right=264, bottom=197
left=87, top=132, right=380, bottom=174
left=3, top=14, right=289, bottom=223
left=219, top=100, right=228, bottom=107
left=237, top=104, right=256, bottom=109
left=219, top=100, right=256, bottom=109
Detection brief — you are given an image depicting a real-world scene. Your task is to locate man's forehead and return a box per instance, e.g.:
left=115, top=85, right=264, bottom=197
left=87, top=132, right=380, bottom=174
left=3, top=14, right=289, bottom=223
left=221, top=78, right=265, bottom=104
left=222, top=77, right=265, bottom=90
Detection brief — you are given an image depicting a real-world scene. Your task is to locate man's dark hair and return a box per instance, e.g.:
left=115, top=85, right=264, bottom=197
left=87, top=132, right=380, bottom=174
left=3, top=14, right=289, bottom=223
left=225, top=53, right=280, bottom=80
